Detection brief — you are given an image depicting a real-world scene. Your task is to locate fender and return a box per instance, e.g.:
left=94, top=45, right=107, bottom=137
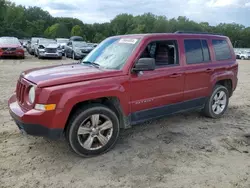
left=43, top=76, right=130, bottom=129
left=210, top=70, right=234, bottom=94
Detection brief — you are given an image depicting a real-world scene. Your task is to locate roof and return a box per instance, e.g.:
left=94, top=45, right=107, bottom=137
left=110, top=32, right=227, bottom=39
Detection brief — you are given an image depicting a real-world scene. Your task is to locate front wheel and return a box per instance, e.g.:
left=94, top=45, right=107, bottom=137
left=66, top=104, right=120, bottom=157
left=202, top=85, right=229, bottom=118
left=72, top=52, right=76, bottom=60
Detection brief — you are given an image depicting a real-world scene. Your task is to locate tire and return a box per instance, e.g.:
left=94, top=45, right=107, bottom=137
left=72, top=52, right=76, bottom=60
left=241, top=56, right=245, bottom=60
left=66, top=104, right=120, bottom=157
left=38, top=52, right=41, bottom=59
left=202, top=85, right=229, bottom=118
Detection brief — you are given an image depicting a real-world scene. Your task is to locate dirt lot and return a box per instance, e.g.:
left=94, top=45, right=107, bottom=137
left=0, top=55, right=250, bottom=188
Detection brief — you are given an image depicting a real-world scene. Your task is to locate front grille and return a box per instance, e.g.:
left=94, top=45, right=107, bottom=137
left=81, top=50, right=90, bottom=53
left=16, top=81, right=26, bottom=104
left=45, top=48, right=57, bottom=53
left=3, top=48, right=16, bottom=52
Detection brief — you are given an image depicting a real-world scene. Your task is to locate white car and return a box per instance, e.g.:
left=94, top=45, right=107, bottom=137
left=36, top=39, right=63, bottom=59
left=236, top=51, right=250, bottom=60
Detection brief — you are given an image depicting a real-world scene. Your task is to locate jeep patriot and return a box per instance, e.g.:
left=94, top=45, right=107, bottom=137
left=8, top=32, right=238, bottom=156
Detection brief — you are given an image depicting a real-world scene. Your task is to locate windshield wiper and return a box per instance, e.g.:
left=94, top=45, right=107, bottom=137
left=81, top=61, right=100, bottom=68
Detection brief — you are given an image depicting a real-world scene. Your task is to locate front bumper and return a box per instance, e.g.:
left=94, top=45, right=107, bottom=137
left=39, top=52, right=62, bottom=58
left=0, top=52, right=24, bottom=57
left=75, top=52, right=89, bottom=58
left=8, top=94, right=63, bottom=139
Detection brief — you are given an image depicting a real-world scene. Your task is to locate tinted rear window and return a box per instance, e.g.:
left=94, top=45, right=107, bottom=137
left=184, top=39, right=211, bottom=64
left=212, top=39, right=232, bottom=61
left=184, top=40, right=203, bottom=64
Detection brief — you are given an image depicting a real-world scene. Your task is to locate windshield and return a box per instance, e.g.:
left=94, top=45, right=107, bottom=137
left=40, top=39, right=57, bottom=45
left=57, top=39, right=69, bottom=43
left=73, top=41, right=88, bottom=48
left=0, top=37, right=20, bottom=45
left=81, top=37, right=140, bottom=70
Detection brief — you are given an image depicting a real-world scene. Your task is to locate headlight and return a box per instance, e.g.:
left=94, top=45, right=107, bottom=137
left=28, top=86, right=35, bottom=104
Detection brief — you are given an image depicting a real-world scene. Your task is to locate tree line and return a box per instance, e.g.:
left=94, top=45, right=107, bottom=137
left=0, top=0, right=250, bottom=47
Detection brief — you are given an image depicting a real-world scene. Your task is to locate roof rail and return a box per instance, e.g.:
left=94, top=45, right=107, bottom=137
left=174, top=31, right=223, bottom=35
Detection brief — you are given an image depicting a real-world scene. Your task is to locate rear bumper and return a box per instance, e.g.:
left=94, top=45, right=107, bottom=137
left=8, top=94, right=63, bottom=139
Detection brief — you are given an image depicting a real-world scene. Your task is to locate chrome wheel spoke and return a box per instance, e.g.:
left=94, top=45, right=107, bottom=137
left=214, top=94, right=219, bottom=100
left=97, top=133, right=108, bottom=146
left=216, top=105, right=222, bottom=114
left=83, top=135, right=94, bottom=150
left=78, top=127, right=91, bottom=135
left=91, top=114, right=99, bottom=127
left=219, top=98, right=227, bottom=105
left=98, top=120, right=112, bottom=131
left=212, top=104, right=217, bottom=111
left=218, top=91, right=225, bottom=100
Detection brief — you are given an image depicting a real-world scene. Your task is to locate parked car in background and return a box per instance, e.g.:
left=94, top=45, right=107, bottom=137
left=70, top=36, right=84, bottom=41
left=0, top=37, right=25, bottom=58
left=64, top=41, right=91, bottom=59
left=34, top=38, right=55, bottom=56
left=8, top=32, right=238, bottom=157
left=56, top=38, right=69, bottom=55
left=236, top=51, right=250, bottom=60
left=27, top=37, right=44, bottom=55
left=36, top=39, right=62, bottom=59
left=19, top=39, right=30, bottom=49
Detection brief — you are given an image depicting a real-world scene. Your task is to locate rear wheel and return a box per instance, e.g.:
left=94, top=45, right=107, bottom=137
left=202, top=85, right=229, bottom=118
left=66, top=104, right=120, bottom=157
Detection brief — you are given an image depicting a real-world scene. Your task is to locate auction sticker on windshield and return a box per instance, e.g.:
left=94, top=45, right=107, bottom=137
left=118, top=38, right=138, bottom=44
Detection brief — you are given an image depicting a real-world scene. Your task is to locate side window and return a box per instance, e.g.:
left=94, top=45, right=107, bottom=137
left=140, top=40, right=179, bottom=67
left=184, top=40, right=203, bottom=64
left=184, top=39, right=211, bottom=64
left=212, top=39, right=232, bottom=61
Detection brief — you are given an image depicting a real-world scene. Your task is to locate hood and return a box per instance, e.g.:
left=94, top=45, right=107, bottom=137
left=22, top=63, right=123, bottom=87
left=40, top=43, right=59, bottom=48
left=0, top=44, right=21, bottom=48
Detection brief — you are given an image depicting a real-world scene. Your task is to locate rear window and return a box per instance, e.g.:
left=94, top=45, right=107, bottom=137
left=184, top=39, right=211, bottom=64
left=212, top=39, right=232, bottom=61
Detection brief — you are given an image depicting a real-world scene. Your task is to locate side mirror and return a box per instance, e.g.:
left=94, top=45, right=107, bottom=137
left=132, top=58, right=155, bottom=72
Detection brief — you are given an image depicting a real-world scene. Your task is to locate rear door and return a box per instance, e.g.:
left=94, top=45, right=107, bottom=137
left=182, top=38, right=213, bottom=101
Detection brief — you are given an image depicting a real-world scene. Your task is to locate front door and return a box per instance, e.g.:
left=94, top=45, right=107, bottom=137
left=129, top=39, right=185, bottom=123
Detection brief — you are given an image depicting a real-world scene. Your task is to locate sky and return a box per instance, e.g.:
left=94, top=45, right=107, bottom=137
left=11, top=0, right=250, bottom=26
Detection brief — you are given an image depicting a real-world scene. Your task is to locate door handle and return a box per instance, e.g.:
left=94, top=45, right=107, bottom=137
left=169, top=73, right=182, bottom=78
left=205, top=68, right=214, bottom=73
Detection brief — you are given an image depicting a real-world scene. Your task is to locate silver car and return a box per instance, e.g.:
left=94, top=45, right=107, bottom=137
left=36, top=39, right=63, bottom=59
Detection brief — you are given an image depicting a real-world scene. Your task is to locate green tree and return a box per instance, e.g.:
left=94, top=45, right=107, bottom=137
left=44, top=23, right=70, bottom=38
left=71, top=25, right=82, bottom=36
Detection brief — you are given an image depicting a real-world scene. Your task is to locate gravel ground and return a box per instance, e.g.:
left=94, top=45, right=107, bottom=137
left=0, top=54, right=250, bottom=188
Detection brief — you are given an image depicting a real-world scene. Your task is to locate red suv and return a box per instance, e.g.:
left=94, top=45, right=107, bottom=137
left=8, top=32, right=238, bottom=157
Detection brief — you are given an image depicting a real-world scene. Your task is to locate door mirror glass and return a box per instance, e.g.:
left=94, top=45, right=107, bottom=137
left=132, top=58, right=155, bottom=72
